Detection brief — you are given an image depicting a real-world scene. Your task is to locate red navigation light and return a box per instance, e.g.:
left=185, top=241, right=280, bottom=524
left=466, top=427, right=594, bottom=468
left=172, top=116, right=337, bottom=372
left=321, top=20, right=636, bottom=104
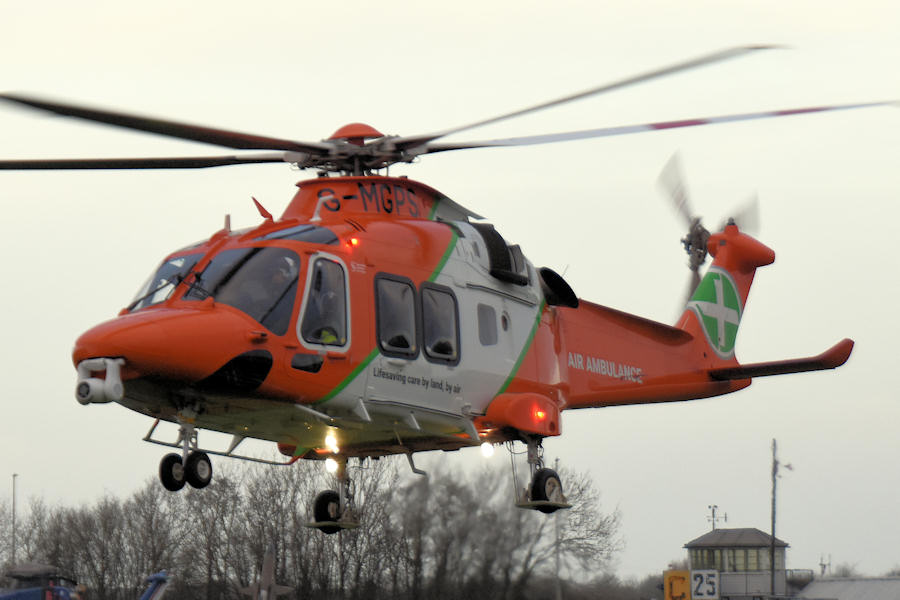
left=482, top=393, right=560, bottom=438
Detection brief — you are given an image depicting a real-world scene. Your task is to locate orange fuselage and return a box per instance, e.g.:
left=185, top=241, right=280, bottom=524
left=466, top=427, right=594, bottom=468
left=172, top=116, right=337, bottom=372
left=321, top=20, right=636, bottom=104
left=72, top=175, right=849, bottom=460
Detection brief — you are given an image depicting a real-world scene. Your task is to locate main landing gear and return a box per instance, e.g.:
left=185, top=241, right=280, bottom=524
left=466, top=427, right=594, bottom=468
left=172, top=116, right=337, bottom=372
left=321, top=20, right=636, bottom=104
left=512, top=435, right=571, bottom=514
left=158, top=421, right=213, bottom=492
left=307, top=457, right=360, bottom=534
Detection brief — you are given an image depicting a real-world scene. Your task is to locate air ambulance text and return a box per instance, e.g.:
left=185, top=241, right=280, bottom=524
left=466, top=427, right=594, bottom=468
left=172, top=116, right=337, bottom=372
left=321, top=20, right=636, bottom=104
left=567, top=352, right=643, bottom=384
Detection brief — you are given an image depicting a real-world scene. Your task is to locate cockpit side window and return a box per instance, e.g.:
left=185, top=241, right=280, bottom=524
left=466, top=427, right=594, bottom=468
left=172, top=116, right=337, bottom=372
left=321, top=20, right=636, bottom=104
left=184, top=247, right=300, bottom=335
left=130, top=253, right=202, bottom=312
left=300, top=258, right=348, bottom=347
left=375, top=274, right=418, bottom=358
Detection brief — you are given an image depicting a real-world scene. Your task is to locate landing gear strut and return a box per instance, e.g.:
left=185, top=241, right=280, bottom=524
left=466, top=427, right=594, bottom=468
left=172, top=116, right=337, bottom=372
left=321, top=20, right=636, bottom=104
left=512, top=435, right=570, bottom=513
left=158, top=421, right=213, bottom=492
left=307, top=457, right=360, bottom=534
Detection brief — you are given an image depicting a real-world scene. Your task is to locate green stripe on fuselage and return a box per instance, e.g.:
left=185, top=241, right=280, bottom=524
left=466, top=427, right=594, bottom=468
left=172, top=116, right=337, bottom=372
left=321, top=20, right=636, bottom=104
left=313, top=347, right=379, bottom=405
left=315, top=230, right=459, bottom=406
left=428, top=231, right=458, bottom=282
left=496, top=300, right=546, bottom=395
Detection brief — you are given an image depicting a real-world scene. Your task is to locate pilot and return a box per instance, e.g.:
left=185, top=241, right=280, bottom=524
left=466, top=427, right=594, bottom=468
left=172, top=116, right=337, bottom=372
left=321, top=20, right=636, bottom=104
left=303, top=262, right=343, bottom=345
left=228, top=253, right=298, bottom=321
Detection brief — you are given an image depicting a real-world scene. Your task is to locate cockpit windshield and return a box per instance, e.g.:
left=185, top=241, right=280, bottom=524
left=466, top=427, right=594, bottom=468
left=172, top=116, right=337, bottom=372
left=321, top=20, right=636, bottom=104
left=130, top=253, right=202, bottom=312
left=184, top=247, right=300, bottom=335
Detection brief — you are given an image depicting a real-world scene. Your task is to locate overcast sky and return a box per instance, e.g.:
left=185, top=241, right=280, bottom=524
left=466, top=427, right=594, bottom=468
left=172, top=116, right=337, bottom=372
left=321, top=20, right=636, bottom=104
left=1, top=0, right=898, bottom=581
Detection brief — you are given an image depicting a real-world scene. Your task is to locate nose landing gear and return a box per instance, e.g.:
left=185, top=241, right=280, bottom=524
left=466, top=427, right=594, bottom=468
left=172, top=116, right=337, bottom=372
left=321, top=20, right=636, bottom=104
left=307, top=457, right=360, bottom=534
left=158, top=421, right=213, bottom=492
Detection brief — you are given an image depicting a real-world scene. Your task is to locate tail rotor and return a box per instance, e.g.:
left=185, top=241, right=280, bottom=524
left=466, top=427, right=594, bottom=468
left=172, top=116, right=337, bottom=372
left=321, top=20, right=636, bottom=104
left=657, top=152, right=761, bottom=305
left=658, top=153, right=710, bottom=302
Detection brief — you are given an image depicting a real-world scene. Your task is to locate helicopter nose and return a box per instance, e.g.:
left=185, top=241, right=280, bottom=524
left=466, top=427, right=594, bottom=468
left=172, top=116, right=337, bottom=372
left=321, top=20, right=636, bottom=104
left=72, top=305, right=266, bottom=382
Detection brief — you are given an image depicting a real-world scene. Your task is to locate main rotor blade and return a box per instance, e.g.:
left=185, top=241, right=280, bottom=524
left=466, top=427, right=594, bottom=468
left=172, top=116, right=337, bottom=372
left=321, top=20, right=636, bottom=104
left=422, top=100, right=897, bottom=153
left=0, top=152, right=297, bottom=170
left=391, top=45, right=777, bottom=151
left=0, top=94, right=334, bottom=154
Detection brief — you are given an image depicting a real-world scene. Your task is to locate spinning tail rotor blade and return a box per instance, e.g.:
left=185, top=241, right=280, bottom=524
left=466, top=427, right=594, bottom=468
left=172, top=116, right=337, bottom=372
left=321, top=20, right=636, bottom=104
left=657, top=152, right=693, bottom=226
left=659, top=155, right=764, bottom=307
left=723, top=193, right=760, bottom=236
left=656, top=153, right=709, bottom=305
left=393, top=45, right=776, bottom=151
left=685, top=269, right=702, bottom=306
left=0, top=93, right=333, bottom=154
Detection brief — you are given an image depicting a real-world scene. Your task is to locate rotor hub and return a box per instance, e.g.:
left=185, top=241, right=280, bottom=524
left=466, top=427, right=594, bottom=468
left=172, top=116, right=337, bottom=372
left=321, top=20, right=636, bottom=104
left=328, top=123, right=384, bottom=146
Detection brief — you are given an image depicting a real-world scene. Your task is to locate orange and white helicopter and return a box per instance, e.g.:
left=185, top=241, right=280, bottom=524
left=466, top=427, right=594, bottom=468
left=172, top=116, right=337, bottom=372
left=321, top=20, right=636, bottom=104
left=1, top=46, right=877, bottom=532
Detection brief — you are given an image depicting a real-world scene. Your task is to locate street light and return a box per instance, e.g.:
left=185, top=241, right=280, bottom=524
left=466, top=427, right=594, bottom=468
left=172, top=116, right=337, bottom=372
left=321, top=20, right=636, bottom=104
left=771, top=439, right=792, bottom=597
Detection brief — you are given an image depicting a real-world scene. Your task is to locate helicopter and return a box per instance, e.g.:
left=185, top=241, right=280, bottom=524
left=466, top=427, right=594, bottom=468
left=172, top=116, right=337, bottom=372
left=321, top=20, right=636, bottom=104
left=0, top=46, right=876, bottom=533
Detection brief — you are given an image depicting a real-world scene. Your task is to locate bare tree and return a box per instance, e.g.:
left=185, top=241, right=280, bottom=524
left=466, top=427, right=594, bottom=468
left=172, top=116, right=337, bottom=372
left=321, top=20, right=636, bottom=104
left=831, top=562, right=862, bottom=578
left=120, top=480, right=185, bottom=596
left=388, top=462, right=621, bottom=600
left=0, top=501, right=8, bottom=570
left=4, top=454, right=621, bottom=600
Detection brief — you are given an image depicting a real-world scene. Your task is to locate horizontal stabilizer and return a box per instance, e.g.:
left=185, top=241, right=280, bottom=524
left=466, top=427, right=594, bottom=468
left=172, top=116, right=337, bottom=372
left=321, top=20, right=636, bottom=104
left=708, top=338, right=854, bottom=381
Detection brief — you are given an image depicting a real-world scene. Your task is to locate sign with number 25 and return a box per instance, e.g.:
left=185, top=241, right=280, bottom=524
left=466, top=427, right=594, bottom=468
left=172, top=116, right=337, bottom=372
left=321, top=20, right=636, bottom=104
left=691, top=570, right=719, bottom=599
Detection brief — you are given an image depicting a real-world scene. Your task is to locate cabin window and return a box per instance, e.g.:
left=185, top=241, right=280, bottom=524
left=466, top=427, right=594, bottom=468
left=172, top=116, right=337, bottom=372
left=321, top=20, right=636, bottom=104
left=477, top=303, right=498, bottom=346
left=300, top=258, right=348, bottom=346
left=376, top=275, right=418, bottom=358
left=184, top=247, right=300, bottom=335
left=421, top=284, right=459, bottom=363
left=130, top=252, right=202, bottom=311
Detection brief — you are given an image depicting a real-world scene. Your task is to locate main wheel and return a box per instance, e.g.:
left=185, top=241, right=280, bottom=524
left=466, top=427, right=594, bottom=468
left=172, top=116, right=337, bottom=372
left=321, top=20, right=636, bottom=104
left=313, top=490, right=342, bottom=534
left=159, top=453, right=186, bottom=492
left=531, top=467, right=563, bottom=513
left=185, top=451, right=213, bottom=489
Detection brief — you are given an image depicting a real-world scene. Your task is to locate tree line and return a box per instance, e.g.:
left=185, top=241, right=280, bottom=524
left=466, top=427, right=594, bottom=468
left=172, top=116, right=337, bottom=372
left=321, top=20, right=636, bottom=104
left=0, top=457, right=650, bottom=600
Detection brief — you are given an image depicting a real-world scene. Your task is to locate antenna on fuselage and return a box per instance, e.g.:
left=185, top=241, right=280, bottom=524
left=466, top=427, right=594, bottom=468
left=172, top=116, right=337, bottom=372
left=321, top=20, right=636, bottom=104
left=252, top=197, right=273, bottom=222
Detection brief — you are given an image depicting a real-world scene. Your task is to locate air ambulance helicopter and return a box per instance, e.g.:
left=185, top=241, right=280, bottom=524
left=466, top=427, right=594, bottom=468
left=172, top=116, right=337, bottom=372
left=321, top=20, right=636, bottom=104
left=0, top=46, right=881, bottom=533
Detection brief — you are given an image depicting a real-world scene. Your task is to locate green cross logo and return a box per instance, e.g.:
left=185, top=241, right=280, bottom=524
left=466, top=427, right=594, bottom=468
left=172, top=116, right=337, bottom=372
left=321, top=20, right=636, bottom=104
left=688, top=267, right=742, bottom=358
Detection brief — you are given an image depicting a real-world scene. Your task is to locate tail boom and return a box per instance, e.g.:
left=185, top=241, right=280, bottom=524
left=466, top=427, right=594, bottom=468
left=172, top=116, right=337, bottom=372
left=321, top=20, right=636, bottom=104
left=552, top=223, right=852, bottom=412
left=556, top=300, right=751, bottom=410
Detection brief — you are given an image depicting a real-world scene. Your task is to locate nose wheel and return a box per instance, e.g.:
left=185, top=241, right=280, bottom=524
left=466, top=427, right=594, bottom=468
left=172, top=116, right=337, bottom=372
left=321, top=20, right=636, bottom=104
left=307, top=457, right=360, bottom=534
left=158, top=422, right=213, bottom=492
left=159, top=453, right=186, bottom=491
left=312, top=490, right=342, bottom=534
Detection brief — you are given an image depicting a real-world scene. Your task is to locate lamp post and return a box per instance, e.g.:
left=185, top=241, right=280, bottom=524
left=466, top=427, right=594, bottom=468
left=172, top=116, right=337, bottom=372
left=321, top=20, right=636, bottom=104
left=771, top=440, right=777, bottom=598
left=770, top=440, right=791, bottom=598
left=554, top=457, right=562, bottom=600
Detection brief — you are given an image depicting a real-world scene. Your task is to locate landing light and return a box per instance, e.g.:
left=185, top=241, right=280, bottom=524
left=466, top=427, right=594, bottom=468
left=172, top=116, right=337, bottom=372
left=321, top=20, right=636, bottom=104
left=325, top=433, right=340, bottom=453
left=534, top=410, right=547, bottom=421
left=324, top=457, right=338, bottom=473
left=480, top=442, right=494, bottom=458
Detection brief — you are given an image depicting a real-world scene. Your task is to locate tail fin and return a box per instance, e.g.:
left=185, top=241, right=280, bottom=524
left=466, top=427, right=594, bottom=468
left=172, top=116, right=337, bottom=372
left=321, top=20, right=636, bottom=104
left=676, top=223, right=775, bottom=361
